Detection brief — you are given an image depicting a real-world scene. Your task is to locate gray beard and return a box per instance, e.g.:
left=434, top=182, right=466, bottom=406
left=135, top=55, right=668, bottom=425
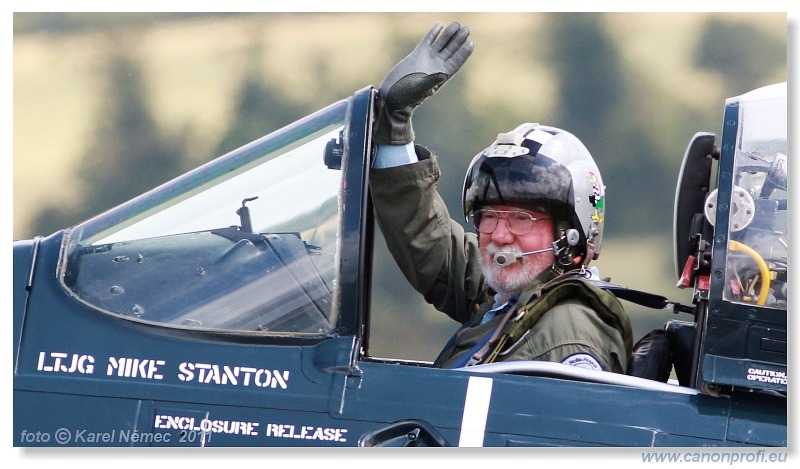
left=480, top=243, right=552, bottom=302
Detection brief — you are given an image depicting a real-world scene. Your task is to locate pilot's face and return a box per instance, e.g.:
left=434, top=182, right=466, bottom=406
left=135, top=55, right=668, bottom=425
left=477, top=205, right=555, bottom=299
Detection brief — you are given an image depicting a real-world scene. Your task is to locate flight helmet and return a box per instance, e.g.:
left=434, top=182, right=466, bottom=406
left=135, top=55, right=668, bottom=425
left=462, top=123, right=606, bottom=269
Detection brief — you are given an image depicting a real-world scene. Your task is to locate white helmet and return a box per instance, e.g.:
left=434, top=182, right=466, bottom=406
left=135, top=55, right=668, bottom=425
left=462, top=123, right=606, bottom=269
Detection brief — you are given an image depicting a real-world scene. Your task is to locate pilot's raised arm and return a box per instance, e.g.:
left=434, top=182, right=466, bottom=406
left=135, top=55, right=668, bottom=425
left=369, top=22, right=631, bottom=372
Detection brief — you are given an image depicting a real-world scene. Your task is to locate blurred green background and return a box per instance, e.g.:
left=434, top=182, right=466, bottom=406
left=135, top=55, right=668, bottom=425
left=12, top=12, right=787, bottom=360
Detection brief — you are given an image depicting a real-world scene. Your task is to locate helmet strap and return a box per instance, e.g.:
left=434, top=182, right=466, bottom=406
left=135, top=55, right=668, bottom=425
left=584, top=220, right=601, bottom=265
left=583, top=239, right=596, bottom=269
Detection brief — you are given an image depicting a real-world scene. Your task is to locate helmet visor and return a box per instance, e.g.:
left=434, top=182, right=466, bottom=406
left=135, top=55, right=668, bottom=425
left=463, top=153, right=574, bottom=223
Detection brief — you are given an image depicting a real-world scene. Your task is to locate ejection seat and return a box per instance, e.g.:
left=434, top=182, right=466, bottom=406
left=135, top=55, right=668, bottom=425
left=628, top=319, right=696, bottom=386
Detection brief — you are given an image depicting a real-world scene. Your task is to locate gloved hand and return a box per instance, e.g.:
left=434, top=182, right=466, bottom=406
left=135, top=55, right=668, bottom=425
left=374, top=22, right=474, bottom=145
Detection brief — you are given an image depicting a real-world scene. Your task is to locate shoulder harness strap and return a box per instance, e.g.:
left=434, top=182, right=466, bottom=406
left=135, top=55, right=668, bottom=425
left=482, top=273, right=633, bottom=365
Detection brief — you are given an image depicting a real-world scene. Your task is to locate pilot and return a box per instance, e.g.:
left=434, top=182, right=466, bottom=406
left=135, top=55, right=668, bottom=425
left=369, top=22, right=632, bottom=372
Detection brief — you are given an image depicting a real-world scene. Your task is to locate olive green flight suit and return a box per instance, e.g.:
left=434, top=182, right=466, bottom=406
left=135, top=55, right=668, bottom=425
left=370, top=147, right=631, bottom=372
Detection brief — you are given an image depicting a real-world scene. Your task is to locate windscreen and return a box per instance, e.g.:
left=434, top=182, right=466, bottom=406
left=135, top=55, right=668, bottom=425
left=722, top=84, right=787, bottom=310
left=60, top=100, right=351, bottom=334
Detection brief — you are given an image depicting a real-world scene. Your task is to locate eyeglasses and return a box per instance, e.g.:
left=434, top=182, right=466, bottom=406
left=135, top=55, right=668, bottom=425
left=473, top=209, right=550, bottom=235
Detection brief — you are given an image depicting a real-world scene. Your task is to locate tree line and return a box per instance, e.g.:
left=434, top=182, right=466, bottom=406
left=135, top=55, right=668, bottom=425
left=26, top=13, right=785, bottom=242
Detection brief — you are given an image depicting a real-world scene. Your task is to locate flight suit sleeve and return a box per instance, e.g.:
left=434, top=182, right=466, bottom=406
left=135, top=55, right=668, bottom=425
left=370, top=147, right=484, bottom=324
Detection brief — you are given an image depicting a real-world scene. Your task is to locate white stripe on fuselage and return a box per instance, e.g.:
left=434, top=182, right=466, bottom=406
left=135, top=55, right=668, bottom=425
left=458, top=376, right=493, bottom=447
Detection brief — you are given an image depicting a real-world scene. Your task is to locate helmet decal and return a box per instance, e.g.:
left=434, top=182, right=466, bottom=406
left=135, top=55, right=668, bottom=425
left=588, top=171, right=604, bottom=224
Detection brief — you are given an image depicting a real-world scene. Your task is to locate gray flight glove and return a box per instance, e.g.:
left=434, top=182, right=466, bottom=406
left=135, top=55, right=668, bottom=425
left=374, top=22, right=474, bottom=145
